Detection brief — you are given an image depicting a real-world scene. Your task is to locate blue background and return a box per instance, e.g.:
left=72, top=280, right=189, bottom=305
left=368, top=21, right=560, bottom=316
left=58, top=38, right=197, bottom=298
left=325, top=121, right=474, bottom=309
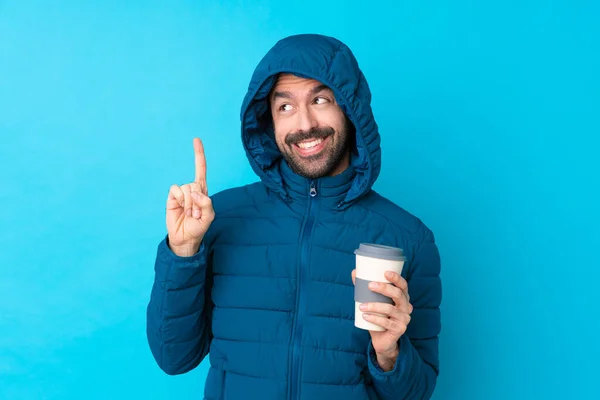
left=1, top=1, right=598, bottom=399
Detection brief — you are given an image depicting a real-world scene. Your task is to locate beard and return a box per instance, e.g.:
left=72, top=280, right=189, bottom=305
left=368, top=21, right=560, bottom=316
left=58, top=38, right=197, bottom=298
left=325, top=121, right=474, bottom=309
left=278, top=121, right=351, bottom=179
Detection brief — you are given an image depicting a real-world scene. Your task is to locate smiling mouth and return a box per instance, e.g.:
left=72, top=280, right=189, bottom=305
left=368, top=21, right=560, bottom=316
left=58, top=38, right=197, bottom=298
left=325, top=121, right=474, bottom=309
left=296, top=138, right=324, bottom=149
left=292, top=135, right=330, bottom=156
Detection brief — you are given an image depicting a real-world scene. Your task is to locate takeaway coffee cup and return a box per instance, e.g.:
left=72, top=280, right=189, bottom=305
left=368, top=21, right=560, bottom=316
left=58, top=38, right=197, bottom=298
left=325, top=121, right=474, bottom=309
left=353, top=243, right=407, bottom=331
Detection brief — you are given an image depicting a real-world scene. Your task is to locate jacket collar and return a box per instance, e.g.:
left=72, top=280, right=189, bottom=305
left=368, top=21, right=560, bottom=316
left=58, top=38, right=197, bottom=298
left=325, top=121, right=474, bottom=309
left=278, top=158, right=357, bottom=212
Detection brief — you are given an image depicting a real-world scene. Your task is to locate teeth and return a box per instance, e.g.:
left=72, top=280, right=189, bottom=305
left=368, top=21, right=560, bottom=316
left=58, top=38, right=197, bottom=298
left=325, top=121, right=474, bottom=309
left=297, top=138, right=323, bottom=149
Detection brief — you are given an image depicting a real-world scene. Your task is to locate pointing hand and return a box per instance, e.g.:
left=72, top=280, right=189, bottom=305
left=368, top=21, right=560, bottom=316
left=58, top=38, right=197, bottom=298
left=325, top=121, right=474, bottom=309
left=166, top=138, right=215, bottom=256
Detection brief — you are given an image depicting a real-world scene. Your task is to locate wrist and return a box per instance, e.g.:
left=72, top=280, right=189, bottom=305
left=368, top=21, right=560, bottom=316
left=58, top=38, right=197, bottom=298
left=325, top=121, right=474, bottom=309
left=375, top=345, right=400, bottom=372
left=169, top=241, right=201, bottom=257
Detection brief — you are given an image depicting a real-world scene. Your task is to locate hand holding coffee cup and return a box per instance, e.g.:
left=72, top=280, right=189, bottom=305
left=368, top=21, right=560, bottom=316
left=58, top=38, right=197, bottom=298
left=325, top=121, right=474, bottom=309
left=352, top=244, right=413, bottom=356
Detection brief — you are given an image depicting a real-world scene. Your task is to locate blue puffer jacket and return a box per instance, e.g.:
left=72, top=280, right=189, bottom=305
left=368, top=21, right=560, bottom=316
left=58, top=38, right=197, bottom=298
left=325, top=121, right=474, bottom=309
left=146, top=34, right=442, bottom=400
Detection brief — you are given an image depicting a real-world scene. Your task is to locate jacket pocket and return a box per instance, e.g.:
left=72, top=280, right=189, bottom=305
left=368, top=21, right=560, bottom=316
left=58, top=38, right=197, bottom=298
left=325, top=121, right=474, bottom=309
left=221, top=369, right=228, bottom=400
left=361, top=369, right=378, bottom=400
left=204, top=366, right=227, bottom=400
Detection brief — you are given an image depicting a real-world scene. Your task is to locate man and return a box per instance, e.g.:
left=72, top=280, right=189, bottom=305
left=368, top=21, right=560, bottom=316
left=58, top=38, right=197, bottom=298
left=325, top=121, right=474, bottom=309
left=146, top=33, right=442, bottom=400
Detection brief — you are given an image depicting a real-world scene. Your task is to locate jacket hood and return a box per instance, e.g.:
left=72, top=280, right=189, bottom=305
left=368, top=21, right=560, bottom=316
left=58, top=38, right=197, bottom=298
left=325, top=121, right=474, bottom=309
left=239, top=33, right=381, bottom=207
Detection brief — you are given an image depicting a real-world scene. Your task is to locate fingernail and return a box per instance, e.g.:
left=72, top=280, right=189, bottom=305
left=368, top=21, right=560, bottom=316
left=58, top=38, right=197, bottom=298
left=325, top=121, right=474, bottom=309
left=369, top=282, right=378, bottom=289
left=186, top=209, right=192, bottom=217
left=385, top=271, right=394, bottom=278
left=193, top=210, right=200, bottom=218
left=359, top=303, right=367, bottom=310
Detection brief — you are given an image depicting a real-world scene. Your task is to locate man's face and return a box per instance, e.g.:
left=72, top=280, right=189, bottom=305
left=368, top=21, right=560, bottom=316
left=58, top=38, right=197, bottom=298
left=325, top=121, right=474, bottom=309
left=269, top=73, right=351, bottom=179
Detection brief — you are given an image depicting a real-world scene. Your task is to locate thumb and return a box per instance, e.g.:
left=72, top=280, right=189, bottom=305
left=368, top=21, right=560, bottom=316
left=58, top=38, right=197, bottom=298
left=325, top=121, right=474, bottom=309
left=351, top=269, right=356, bottom=285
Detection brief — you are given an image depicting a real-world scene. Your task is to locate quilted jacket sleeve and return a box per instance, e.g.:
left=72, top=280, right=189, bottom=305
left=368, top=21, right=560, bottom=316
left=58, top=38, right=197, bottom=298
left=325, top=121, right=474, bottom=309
left=368, top=225, right=442, bottom=399
left=146, top=235, right=213, bottom=375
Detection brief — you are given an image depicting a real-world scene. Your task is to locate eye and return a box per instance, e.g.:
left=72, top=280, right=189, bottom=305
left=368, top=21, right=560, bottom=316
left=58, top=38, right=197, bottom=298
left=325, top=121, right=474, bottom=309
left=279, top=103, right=293, bottom=111
left=314, top=96, right=330, bottom=105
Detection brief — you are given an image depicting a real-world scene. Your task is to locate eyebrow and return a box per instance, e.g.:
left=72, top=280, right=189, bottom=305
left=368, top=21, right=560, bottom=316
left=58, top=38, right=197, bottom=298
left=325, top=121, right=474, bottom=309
left=272, top=84, right=331, bottom=100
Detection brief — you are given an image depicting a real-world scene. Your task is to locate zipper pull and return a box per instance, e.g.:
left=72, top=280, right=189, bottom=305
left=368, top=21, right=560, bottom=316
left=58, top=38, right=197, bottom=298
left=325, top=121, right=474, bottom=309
left=309, top=181, right=317, bottom=197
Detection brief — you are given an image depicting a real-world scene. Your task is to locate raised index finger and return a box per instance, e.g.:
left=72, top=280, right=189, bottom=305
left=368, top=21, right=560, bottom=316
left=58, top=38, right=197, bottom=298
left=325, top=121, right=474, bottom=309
left=193, top=137, right=207, bottom=190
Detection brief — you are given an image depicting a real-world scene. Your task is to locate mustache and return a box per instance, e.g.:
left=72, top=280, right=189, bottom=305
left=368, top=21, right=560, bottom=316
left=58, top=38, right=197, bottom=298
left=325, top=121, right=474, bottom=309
left=285, top=127, right=334, bottom=146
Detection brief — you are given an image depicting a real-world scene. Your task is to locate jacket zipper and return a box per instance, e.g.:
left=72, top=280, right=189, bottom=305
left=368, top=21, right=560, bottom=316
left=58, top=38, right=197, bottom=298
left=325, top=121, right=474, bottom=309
left=289, top=180, right=318, bottom=400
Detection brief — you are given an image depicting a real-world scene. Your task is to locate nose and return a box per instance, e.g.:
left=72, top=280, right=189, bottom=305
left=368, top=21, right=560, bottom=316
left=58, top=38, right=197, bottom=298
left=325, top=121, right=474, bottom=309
left=296, top=105, right=318, bottom=133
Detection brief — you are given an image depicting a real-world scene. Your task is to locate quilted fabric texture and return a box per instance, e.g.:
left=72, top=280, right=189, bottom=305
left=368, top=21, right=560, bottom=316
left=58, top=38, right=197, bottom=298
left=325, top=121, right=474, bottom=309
left=146, top=33, right=442, bottom=400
